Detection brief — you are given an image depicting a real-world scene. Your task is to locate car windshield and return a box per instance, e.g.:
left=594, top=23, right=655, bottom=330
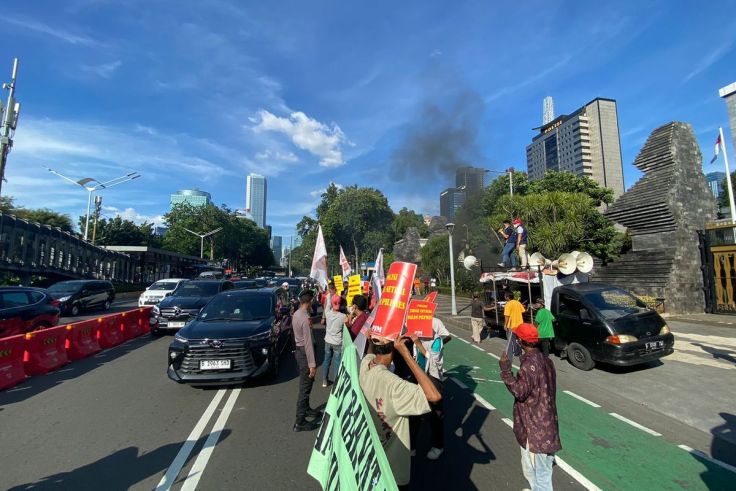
left=149, top=282, right=178, bottom=291
left=584, top=288, right=649, bottom=320
left=199, top=294, right=273, bottom=321
left=173, top=282, right=220, bottom=296
left=48, top=282, right=83, bottom=293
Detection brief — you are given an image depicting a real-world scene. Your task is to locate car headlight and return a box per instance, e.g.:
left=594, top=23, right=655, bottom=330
left=152, top=305, right=160, bottom=315
left=58, top=296, right=70, bottom=302
left=174, top=333, right=188, bottom=343
left=659, top=325, right=670, bottom=335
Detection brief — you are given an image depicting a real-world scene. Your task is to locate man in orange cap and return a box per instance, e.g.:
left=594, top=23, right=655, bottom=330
left=499, top=323, right=561, bottom=490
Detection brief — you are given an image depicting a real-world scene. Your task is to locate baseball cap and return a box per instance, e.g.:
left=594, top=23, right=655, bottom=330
left=512, top=218, right=522, bottom=225
left=515, top=323, right=539, bottom=343
left=331, top=294, right=342, bottom=309
left=282, top=281, right=289, bottom=287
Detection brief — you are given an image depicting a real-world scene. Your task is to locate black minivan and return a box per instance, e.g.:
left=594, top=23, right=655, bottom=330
left=551, top=283, right=674, bottom=370
left=47, top=280, right=116, bottom=317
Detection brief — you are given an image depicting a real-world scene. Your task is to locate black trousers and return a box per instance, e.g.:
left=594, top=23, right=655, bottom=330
left=539, top=338, right=553, bottom=357
left=410, top=375, right=444, bottom=450
left=294, top=347, right=314, bottom=424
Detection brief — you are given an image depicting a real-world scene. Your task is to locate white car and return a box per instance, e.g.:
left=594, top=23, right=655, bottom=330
left=138, top=278, right=187, bottom=307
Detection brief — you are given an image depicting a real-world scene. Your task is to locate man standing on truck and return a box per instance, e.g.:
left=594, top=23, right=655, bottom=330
left=500, top=323, right=561, bottom=490
left=498, top=220, right=518, bottom=269
left=513, top=218, right=529, bottom=270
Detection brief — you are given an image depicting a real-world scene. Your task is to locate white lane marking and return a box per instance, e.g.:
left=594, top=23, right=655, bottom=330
left=555, top=456, right=604, bottom=491
left=677, top=445, right=736, bottom=474
left=155, top=389, right=227, bottom=491
left=501, top=417, right=513, bottom=428
left=180, top=388, right=241, bottom=490
left=449, top=377, right=468, bottom=390
left=472, top=344, right=484, bottom=351
left=457, top=337, right=470, bottom=344
left=609, top=413, right=662, bottom=436
left=486, top=351, right=500, bottom=360
left=473, top=393, right=496, bottom=410
left=563, top=390, right=602, bottom=408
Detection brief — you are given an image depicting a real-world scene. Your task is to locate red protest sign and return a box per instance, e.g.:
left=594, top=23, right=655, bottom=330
left=370, top=261, right=417, bottom=340
left=405, top=300, right=437, bottom=338
left=423, top=291, right=437, bottom=304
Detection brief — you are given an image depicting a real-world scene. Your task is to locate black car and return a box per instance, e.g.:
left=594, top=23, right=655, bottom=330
left=47, top=280, right=115, bottom=317
left=232, top=279, right=259, bottom=290
left=0, top=287, right=61, bottom=338
left=167, top=288, right=291, bottom=385
left=151, top=280, right=233, bottom=335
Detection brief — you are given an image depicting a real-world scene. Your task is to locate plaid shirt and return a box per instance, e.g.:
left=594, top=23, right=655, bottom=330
left=500, top=348, right=562, bottom=454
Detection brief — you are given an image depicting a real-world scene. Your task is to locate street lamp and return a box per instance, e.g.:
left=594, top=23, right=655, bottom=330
left=46, top=167, right=141, bottom=241
left=184, top=227, right=223, bottom=259
left=485, top=168, right=515, bottom=196
left=446, top=222, right=457, bottom=316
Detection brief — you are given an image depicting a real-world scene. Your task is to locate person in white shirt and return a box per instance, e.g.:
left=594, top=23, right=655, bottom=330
left=322, top=295, right=346, bottom=387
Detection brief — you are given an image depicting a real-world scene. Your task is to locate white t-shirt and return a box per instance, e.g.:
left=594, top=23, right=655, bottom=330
left=324, top=309, right=345, bottom=346
left=360, top=354, right=430, bottom=486
left=419, top=318, right=451, bottom=380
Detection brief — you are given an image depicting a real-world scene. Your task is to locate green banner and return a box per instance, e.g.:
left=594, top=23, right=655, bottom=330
left=307, top=327, right=398, bottom=491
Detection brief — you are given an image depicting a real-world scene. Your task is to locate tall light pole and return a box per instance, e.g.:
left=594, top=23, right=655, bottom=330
left=288, top=235, right=293, bottom=277
left=0, top=58, right=20, bottom=197
left=184, top=227, right=222, bottom=259
left=46, top=167, right=141, bottom=240
left=446, top=222, right=457, bottom=316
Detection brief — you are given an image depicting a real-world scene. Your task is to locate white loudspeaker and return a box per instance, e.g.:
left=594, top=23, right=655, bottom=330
left=553, top=253, right=577, bottom=275
left=576, top=252, right=594, bottom=273
left=463, top=255, right=478, bottom=270
left=570, top=250, right=581, bottom=258
left=529, top=252, right=551, bottom=268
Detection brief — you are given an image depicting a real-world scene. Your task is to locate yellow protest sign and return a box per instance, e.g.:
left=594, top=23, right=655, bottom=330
left=346, top=275, right=361, bottom=305
left=333, top=275, right=344, bottom=295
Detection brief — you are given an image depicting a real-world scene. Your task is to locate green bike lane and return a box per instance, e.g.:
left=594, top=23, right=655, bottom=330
left=442, top=338, right=734, bottom=491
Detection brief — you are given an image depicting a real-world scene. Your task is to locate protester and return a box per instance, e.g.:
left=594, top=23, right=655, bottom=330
left=292, top=290, right=321, bottom=432
left=533, top=298, right=555, bottom=357
left=498, top=219, right=518, bottom=269
left=345, top=294, right=369, bottom=340
left=276, top=281, right=291, bottom=312
left=409, top=317, right=452, bottom=460
left=513, top=218, right=529, bottom=270
left=499, top=323, right=561, bottom=490
left=322, top=295, right=346, bottom=387
left=413, top=277, right=421, bottom=296
left=423, top=277, right=430, bottom=295
left=360, top=336, right=441, bottom=489
left=470, top=292, right=485, bottom=344
left=320, top=282, right=337, bottom=326
left=430, top=277, right=437, bottom=290
left=503, top=291, right=525, bottom=331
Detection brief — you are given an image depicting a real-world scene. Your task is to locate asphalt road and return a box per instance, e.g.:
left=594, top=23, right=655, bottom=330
left=0, top=313, right=582, bottom=490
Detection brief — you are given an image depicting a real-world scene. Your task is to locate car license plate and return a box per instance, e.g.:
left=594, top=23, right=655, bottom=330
left=645, top=341, right=664, bottom=351
left=200, top=359, right=231, bottom=370
left=168, top=321, right=186, bottom=328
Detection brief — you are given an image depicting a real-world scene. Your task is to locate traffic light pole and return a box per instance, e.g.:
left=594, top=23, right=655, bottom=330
left=0, top=58, right=20, bottom=197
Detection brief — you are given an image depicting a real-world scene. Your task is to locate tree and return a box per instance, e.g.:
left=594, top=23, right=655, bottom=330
left=17, top=208, right=75, bottom=232
left=392, top=207, right=428, bottom=241
left=420, top=235, right=449, bottom=285
left=528, top=171, right=613, bottom=206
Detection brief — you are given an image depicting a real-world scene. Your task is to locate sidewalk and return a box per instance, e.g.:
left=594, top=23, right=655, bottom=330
left=667, top=312, right=736, bottom=328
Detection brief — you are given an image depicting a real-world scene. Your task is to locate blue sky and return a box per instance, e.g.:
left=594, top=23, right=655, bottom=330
left=1, top=0, right=735, bottom=242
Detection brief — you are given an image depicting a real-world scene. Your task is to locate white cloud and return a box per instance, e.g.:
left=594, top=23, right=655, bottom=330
left=309, top=182, right=344, bottom=197
left=5, top=16, right=104, bottom=46
left=682, top=39, right=735, bottom=84
left=81, top=60, right=122, bottom=79
left=255, top=149, right=298, bottom=162
left=103, top=205, right=165, bottom=226
left=251, top=110, right=350, bottom=167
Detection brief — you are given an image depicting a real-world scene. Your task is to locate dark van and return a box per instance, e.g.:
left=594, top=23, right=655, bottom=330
left=551, top=283, right=674, bottom=370
left=47, top=280, right=116, bottom=317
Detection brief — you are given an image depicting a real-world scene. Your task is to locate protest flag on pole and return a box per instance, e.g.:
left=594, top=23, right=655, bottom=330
left=310, top=225, right=329, bottom=289
left=339, top=245, right=352, bottom=277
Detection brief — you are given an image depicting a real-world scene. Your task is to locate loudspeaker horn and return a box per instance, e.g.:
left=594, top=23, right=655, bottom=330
left=529, top=252, right=551, bottom=268
left=575, top=252, right=594, bottom=273
left=570, top=250, right=581, bottom=258
left=463, top=255, right=478, bottom=271
left=552, top=253, right=577, bottom=275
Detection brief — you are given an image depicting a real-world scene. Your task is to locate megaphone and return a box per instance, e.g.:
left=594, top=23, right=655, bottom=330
left=551, top=253, right=577, bottom=275
left=575, top=252, right=594, bottom=273
left=570, top=250, right=581, bottom=258
left=463, top=255, right=478, bottom=270
left=529, top=252, right=551, bottom=268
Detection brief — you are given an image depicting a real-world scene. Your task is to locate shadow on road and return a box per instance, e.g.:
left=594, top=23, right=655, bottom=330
left=692, top=342, right=736, bottom=365
left=0, top=335, right=155, bottom=406
left=8, top=429, right=231, bottom=491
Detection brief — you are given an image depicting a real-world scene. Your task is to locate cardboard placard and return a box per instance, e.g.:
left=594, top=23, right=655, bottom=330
left=370, top=262, right=417, bottom=340
left=346, top=275, right=362, bottom=306
left=405, top=300, right=437, bottom=338
left=423, top=291, right=438, bottom=303
left=333, top=275, right=344, bottom=295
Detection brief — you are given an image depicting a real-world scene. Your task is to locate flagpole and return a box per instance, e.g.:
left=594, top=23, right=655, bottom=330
left=721, top=127, right=736, bottom=223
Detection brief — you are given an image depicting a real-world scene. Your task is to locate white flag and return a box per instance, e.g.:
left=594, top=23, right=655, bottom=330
left=339, top=245, right=352, bottom=276
left=711, top=133, right=722, bottom=164
left=371, top=248, right=385, bottom=303
left=310, top=225, right=329, bottom=289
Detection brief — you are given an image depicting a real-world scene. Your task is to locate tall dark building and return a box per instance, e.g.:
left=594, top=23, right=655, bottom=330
left=440, top=187, right=466, bottom=222
left=455, top=166, right=486, bottom=195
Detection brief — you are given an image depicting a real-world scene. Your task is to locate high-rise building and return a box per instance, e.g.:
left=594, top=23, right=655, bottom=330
left=271, top=235, right=282, bottom=263
left=526, top=97, right=625, bottom=199
left=170, top=189, right=211, bottom=209
left=455, top=166, right=486, bottom=195
left=719, top=82, right=736, bottom=151
left=707, top=172, right=726, bottom=199
left=543, top=96, right=555, bottom=125
left=245, top=173, right=267, bottom=228
left=440, top=187, right=466, bottom=222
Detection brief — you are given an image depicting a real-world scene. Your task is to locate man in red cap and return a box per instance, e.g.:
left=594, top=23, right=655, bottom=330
left=500, top=323, right=561, bottom=490
left=512, top=218, right=528, bottom=270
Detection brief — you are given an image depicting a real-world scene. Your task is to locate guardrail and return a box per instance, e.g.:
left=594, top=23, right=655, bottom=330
left=0, top=307, right=152, bottom=390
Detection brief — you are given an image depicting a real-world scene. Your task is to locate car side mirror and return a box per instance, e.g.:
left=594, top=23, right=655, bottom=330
left=580, top=309, right=592, bottom=321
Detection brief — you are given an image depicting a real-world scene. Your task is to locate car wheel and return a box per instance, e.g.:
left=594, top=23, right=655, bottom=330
left=567, top=342, right=595, bottom=371
left=70, top=304, right=80, bottom=317
left=104, top=299, right=111, bottom=310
